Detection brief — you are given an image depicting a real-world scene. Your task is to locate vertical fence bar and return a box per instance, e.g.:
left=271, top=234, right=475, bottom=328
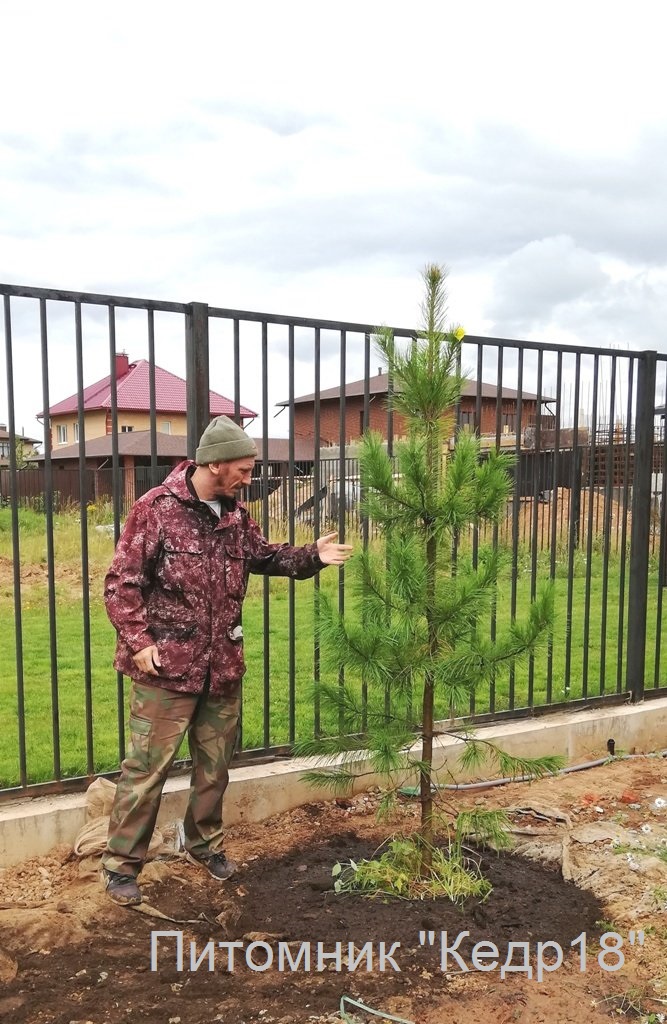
left=76, top=301, right=94, bottom=775
left=527, top=349, right=543, bottom=707
left=618, top=359, right=635, bottom=692
left=147, top=310, right=157, bottom=482
left=233, top=318, right=244, bottom=754
left=469, top=344, right=484, bottom=717
left=546, top=352, right=563, bottom=703
left=3, top=295, right=27, bottom=788
left=582, top=355, right=600, bottom=700
left=337, top=330, right=347, bottom=734
left=361, top=332, right=371, bottom=728
left=563, top=354, right=581, bottom=698
left=185, top=302, right=210, bottom=460
left=599, top=356, right=617, bottom=694
left=508, top=347, right=523, bottom=710
left=287, top=324, right=296, bottom=744
left=261, top=321, right=270, bottom=750
left=39, top=298, right=61, bottom=780
left=654, top=360, right=667, bottom=686
left=233, top=319, right=241, bottom=425
left=451, top=344, right=462, bottom=571
left=489, top=345, right=503, bottom=715
left=386, top=336, right=396, bottom=721
left=106, top=305, right=126, bottom=762
left=626, top=351, right=657, bottom=701
left=108, top=306, right=121, bottom=541
left=472, top=344, right=483, bottom=572
left=313, top=327, right=321, bottom=736
left=362, top=333, right=370, bottom=549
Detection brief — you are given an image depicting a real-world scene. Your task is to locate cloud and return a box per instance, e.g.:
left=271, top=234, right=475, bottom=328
left=486, top=236, right=608, bottom=330
left=558, top=272, right=667, bottom=353
left=484, top=232, right=667, bottom=354
left=416, top=122, right=667, bottom=265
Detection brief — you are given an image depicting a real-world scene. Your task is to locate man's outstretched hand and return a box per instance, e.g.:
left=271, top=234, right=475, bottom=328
left=316, top=532, right=354, bottom=566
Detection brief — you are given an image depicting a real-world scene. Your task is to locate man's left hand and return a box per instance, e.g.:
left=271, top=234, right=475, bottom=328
left=317, top=532, right=354, bottom=566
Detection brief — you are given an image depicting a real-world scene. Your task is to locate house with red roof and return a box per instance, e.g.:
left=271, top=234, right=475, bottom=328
left=41, top=352, right=256, bottom=450
left=31, top=353, right=257, bottom=508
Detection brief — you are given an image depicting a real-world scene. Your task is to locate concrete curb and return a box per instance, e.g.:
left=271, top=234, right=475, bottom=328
left=1, top=698, right=666, bottom=868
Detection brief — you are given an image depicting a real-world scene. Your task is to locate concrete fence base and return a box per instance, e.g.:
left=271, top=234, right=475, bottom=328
left=1, top=698, right=666, bottom=869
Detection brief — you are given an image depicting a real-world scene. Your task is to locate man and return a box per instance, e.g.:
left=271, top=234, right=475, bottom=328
left=101, top=415, right=352, bottom=905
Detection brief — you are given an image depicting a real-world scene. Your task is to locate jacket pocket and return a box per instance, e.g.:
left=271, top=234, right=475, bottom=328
left=156, top=541, right=204, bottom=594
left=155, top=637, right=198, bottom=680
left=224, top=544, right=247, bottom=599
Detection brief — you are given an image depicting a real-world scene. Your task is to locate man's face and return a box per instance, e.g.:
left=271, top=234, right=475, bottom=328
left=210, top=458, right=255, bottom=498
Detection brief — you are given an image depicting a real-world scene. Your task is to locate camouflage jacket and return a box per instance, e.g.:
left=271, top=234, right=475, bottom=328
left=104, top=460, right=325, bottom=695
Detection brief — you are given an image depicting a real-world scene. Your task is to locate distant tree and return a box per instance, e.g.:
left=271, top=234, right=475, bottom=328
left=14, top=437, right=30, bottom=469
left=296, top=264, right=560, bottom=899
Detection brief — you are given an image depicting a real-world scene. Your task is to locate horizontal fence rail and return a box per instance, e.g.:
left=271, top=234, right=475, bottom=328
left=1, top=281, right=666, bottom=800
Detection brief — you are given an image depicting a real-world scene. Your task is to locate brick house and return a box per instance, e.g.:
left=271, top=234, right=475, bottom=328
left=279, top=370, right=552, bottom=446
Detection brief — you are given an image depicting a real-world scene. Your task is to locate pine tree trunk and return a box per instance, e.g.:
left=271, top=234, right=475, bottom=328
left=420, top=522, right=438, bottom=872
left=419, top=312, right=441, bottom=873
left=419, top=672, right=435, bottom=868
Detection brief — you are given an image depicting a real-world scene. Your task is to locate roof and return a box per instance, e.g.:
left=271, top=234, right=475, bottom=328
left=32, top=431, right=316, bottom=464
left=0, top=426, right=40, bottom=444
left=278, top=372, right=552, bottom=406
left=42, top=359, right=257, bottom=419
left=252, top=436, right=321, bottom=462
left=34, top=431, right=189, bottom=461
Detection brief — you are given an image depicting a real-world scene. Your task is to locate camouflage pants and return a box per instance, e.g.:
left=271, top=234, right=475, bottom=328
left=102, top=678, right=241, bottom=877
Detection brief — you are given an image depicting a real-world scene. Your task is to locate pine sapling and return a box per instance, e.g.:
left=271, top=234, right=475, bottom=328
left=297, top=264, right=561, bottom=897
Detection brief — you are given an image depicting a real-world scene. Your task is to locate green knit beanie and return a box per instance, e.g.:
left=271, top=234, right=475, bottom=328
left=195, top=416, right=258, bottom=464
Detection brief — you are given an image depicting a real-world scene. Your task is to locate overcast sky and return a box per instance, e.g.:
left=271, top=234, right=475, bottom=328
left=1, top=0, right=666, bottom=440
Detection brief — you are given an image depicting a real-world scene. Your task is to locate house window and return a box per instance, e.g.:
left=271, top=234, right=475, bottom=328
left=56, top=424, right=67, bottom=444
left=460, top=410, right=474, bottom=428
left=502, top=412, right=516, bottom=432
left=162, top=421, right=171, bottom=435
left=73, top=422, right=79, bottom=442
left=121, top=425, right=134, bottom=433
left=0, top=442, right=9, bottom=458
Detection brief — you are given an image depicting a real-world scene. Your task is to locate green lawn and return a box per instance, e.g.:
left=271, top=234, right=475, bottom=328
left=1, top=508, right=665, bottom=787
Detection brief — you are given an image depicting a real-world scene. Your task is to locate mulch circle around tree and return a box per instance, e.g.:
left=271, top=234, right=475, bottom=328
left=2, top=758, right=666, bottom=1024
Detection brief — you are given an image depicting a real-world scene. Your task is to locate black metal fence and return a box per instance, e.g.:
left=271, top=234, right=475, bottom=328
left=1, top=281, right=666, bottom=799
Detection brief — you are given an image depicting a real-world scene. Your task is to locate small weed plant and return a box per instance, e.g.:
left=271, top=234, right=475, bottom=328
left=333, top=807, right=512, bottom=902
left=333, top=838, right=491, bottom=903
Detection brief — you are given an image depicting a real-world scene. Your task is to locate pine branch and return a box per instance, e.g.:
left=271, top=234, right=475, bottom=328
left=300, top=769, right=359, bottom=794
left=455, top=809, right=513, bottom=851
left=293, top=734, right=368, bottom=760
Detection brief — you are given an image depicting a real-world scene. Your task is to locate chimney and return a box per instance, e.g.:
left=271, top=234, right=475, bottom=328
left=115, top=352, right=130, bottom=379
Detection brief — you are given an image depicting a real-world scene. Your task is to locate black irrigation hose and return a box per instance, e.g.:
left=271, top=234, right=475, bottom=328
left=399, top=750, right=667, bottom=796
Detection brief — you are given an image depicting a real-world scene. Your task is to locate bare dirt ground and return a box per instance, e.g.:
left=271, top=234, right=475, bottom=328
left=1, top=756, right=666, bottom=1024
